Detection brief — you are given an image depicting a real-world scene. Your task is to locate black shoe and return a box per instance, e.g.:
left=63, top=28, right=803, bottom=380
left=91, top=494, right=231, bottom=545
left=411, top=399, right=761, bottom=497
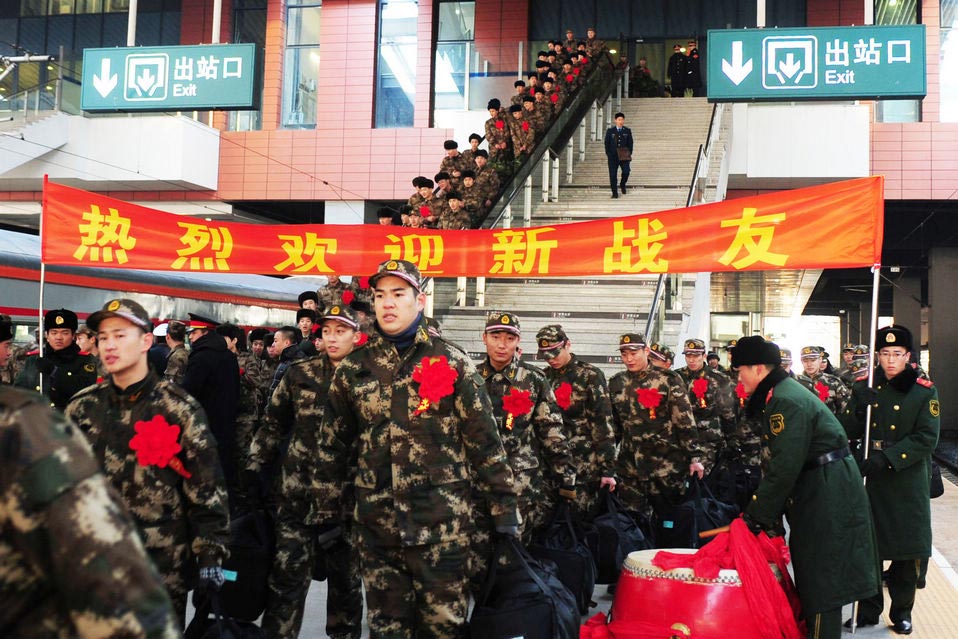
left=620, top=184, right=627, bottom=194
left=882, top=568, right=890, bottom=582
left=611, top=193, right=618, bottom=199
left=891, top=620, right=913, bottom=635
left=606, top=583, right=617, bottom=595
left=917, top=579, right=926, bottom=589
left=844, top=618, right=879, bottom=629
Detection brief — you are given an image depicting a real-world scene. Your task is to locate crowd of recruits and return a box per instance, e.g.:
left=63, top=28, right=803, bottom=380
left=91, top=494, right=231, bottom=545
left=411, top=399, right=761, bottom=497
left=0, top=257, right=939, bottom=639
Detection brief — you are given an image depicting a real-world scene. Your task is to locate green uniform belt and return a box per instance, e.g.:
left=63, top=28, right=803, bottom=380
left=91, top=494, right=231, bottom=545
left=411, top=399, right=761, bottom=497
left=802, top=446, right=851, bottom=472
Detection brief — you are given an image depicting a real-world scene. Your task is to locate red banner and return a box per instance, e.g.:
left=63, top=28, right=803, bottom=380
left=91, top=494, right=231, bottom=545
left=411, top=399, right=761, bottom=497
left=41, top=177, right=883, bottom=277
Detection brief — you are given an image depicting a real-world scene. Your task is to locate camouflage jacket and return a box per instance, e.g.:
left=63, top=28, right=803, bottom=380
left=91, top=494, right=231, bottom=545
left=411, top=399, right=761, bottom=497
left=318, top=281, right=349, bottom=311
left=474, top=164, right=501, bottom=199
left=65, top=370, right=230, bottom=565
left=608, top=366, right=701, bottom=501
left=461, top=184, right=486, bottom=226
left=1, top=343, right=29, bottom=385
left=484, top=116, right=511, bottom=154
left=164, top=344, right=188, bottom=386
left=15, top=343, right=99, bottom=411
left=541, top=354, right=617, bottom=479
left=477, top=357, right=575, bottom=488
left=534, top=99, right=554, bottom=129
left=509, top=116, right=536, bottom=154
left=438, top=153, right=471, bottom=182
left=235, top=350, right=265, bottom=421
left=674, top=366, right=736, bottom=465
left=439, top=205, right=472, bottom=230
left=728, top=377, right=764, bottom=467
left=313, top=317, right=519, bottom=546
left=796, top=371, right=851, bottom=417
left=1, top=387, right=181, bottom=639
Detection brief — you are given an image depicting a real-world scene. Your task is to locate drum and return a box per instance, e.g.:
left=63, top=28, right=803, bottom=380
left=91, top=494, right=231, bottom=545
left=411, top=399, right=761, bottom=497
left=611, top=548, right=777, bottom=639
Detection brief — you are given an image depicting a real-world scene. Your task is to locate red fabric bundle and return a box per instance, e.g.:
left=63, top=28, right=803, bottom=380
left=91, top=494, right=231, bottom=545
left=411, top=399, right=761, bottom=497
left=341, top=290, right=355, bottom=305
left=814, top=381, right=829, bottom=402
left=554, top=382, right=573, bottom=410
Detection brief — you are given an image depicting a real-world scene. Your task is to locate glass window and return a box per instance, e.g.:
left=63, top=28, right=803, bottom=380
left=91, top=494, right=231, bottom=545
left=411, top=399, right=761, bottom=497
left=435, top=42, right=466, bottom=109
left=287, top=4, right=321, bottom=45
left=76, top=0, right=103, bottom=13
left=105, top=0, right=130, bottom=12
left=48, top=0, right=75, bottom=15
left=231, top=1, right=267, bottom=131
left=875, top=0, right=919, bottom=122
left=942, top=0, right=958, bottom=122
left=21, top=0, right=46, bottom=17
left=438, top=1, right=474, bottom=41
left=375, top=0, right=418, bottom=128
left=282, top=2, right=322, bottom=129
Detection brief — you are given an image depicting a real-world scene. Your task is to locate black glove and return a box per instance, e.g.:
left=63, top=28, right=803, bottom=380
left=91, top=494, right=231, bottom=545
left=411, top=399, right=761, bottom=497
left=855, top=387, right=879, bottom=420
left=197, top=565, right=225, bottom=592
left=494, top=524, right=519, bottom=539
left=859, top=451, right=891, bottom=477
left=35, top=356, right=54, bottom=375
left=742, top=513, right=765, bottom=536
left=241, top=469, right=264, bottom=507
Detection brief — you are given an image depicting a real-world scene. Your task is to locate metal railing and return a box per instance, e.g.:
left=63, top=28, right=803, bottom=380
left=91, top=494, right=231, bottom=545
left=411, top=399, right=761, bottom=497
left=0, top=75, right=82, bottom=128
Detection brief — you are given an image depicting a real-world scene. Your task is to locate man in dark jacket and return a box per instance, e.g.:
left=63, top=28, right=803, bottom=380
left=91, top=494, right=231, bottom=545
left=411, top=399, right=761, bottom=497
left=733, top=336, right=879, bottom=639
left=15, top=309, right=98, bottom=410
left=604, top=112, right=634, bottom=198
left=182, top=313, right=241, bottom=503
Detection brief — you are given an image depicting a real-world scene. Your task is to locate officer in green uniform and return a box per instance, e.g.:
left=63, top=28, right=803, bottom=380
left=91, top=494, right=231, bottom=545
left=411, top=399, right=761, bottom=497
left=841, top=325, right=938, bottom=635
left=733, top=335, right=879, bottom=639
left=15, top=309, right=99, bottom=410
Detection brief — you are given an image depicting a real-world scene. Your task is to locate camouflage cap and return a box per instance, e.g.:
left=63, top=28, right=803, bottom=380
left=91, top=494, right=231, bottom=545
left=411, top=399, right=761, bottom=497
left=841, top=342, right=855, bottom=353
left=725, top=339, right=738, bottom=351
left=619, top=333, right=647, bottom=351
left=485, top=311, right=521, bottom=336
left=370, top=259, right=423, bottom=291
left=682, top=338, right=706, bottom=354
left=800, top=345, right=824, bottom=359
left=779, top=348, right=793, bottom=363
left=877, top=325, right=913, bottom=351
left=649, top=342, right=670, bottom=362
left=426, top=316, right=443, bottom=338
left=323, top=304, right=359, bottom=330
left=87, top=299, right=152, bottom=332
left=0, top=319, right=13, bottom=343
left=707, top=351, right=719, bottom=361
left=853, top=344, right=870, bottom=356
left=535, top=324, right=567, bottom=359
left=44, top=308, right=79, bottom=332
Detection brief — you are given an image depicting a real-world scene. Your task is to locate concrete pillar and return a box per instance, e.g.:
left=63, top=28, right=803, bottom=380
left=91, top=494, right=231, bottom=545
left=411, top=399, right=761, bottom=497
left=929, top=248, right=958, bottom=433
left=892, top=276, right=922, bottom=339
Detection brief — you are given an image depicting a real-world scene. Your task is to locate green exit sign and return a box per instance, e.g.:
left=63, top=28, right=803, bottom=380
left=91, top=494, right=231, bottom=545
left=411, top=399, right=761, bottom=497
left=707, top=25, right=926, bottom=102
left=81, top=43, right=258, bottom=112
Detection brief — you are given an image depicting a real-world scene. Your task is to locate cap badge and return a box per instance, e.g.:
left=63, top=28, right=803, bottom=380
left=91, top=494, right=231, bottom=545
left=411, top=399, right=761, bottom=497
left=55, top=316, right=64, bottom=325
left=386, top=260, right=398, bottom=270
left=107, top=300, right=121, bottom=311
left=501, top=315, right=510, bottom=324
left=540, top=339, right=549, bottom=347
left=331, top=306, right=340, bottom=315
left=887, top=333, right=896, bottom=343
left=623, top=336, right=631, bottom=344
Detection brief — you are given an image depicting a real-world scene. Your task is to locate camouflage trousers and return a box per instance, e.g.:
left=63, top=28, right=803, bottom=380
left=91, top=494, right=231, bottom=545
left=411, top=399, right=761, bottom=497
left=261, top=514, right=363, bottom=639
left=358, top=532, right=470, bottom=639
left=146, top=541, right=190, bottom=627
left=571, top=473, right=604, bottom=517
left=696, top=418, right=726, bottom=469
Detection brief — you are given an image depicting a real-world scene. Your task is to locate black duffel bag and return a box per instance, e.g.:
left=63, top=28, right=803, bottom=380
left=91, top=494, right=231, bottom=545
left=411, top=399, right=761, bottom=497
left=187, top=591, right=267, bottom=639
left=653, top=477, right=739, bottom=549
left=469, top=536, right=578, bottom=639
left=217, top=508, right=274, bottom=621
left=588, top=486, right=653, bottom=584
left=529, top=500, right=596, bottom=614
left=705, top=456, right=758, bottom=513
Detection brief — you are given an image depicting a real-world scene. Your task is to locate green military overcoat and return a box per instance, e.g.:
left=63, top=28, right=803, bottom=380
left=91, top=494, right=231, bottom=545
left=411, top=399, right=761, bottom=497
left=842, top=365, right=939, bottom=559
left=745, top=370, right=879, bottom=615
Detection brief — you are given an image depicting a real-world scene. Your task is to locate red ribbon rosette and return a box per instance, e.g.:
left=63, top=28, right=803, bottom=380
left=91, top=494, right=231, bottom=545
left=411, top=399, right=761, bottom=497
left=566, top=74, right=575, bottom=83
left=356, top=332, right=369, bottom=347
left=342, top=290, right=355, bottom=305
left=495, top=119, right=505, bottom=130
left=358, top=276, right=370, bottom=289
left=554, top=382, right=573, bottom=410
left=636, top=388, right=662, bottom=420
left=412, top=356, right=459, bottom=415
left=692, top=377, right=709, bottom=408
left=529, top=87, right=536, bottom=96
left=581, top=56, right=589, bottom=64
left=550, top=93, right=559, bottom=104
left=502, top=387, right=534, bottom=430
left=814, top=381, right=830, bottom=402
left=522, top=121, right=530, bottom=132
left=735, top=382, right=748, bottom=408
left=573, top=67, right=581, bottom=76
left=420, top=205, right=431, bottom=218
left=129, top=415, right=192, bottom=479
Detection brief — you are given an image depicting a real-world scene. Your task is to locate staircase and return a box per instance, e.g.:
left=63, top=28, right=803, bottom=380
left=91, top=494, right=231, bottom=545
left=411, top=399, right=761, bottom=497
left=430, top=97, right=722, bottom=377
left=0, top=111, right=70, bottom=174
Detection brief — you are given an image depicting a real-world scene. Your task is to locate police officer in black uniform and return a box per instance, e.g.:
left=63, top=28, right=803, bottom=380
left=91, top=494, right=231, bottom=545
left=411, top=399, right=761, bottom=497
left=15, top=309, right=98, bottom=410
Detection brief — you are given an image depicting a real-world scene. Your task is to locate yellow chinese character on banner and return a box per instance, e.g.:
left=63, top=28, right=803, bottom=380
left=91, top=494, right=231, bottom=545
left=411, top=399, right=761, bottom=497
left=274, top=233, right=338, bottom=273
left=384, top=234, right=444, bottom=273
left=603, top=219, right=668, bottom=273
left=490, top=228, right=558, bottom=275
left=72, top=205, right=137, bottom=264
left=718, top=207, right=788, bottom=269
left=171, top=222, right=233, bottom=270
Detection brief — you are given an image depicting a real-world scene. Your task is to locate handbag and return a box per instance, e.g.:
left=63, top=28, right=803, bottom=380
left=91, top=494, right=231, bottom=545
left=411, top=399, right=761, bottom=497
left=616, top=147, right=632, bottom=162
left=587, top=486, right=653, bottom=584
left=529, top=500, right=597, bottom=614
left=469, top=536, right=579, bottom=639
left=653, top=477, right=739, bottom=549
left=931, top=462, right=945, bottom=499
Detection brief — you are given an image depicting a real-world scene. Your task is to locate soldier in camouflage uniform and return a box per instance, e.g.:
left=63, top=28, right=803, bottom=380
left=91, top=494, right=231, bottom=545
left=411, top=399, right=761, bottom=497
left=261, top=305, right=364, bottom=639
left=509, top=104, right=536, bottom=164
left=0, top=319, right=14, bottom=385
left=473, top=150, right=501, bottom=205
left=533, top=88, right=555, bottom=126
left=780, top=348, right=795, bottom=376
left=163, top=320, right=189, bottom=385
left=460, top=170, right=486, bottom=226
left=313, top=260, right=519, bottom=639
left=15, top=309, right=99, bottom=411
left=65, top=299, right=231, bottom=624
left=439, top=191, right=472, bottom=230
left=719, top=340, right=763, bottom=510
left=521, top=95, right=546, bottom=136
left=460, top=133, right=482, bottom=167
left=536, top=324, right=617, bottom=515
left=609, top=333, right=704, bottom=514
left=649, top=342, right=674, bottom=369
left=673, top=338, right=736, bottom=470
left=1, top=384, right=182, bottom=639
left=318, top=274, right=350, bottom=310
left=483, top=100, right=512, bottom=167
left=796, top=345, right=851, bottom=418
left=438, top=139, right=471, bottom=187
left=477, top=313, right=575, bottom=538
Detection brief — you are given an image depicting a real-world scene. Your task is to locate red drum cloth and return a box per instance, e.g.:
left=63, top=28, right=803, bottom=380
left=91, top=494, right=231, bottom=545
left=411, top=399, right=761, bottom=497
left=598, top=518, right=803, bottom=639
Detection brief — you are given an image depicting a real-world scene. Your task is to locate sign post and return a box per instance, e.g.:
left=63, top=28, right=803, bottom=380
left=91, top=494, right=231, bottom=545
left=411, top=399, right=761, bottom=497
left=707, top=25, right=926, bottom=102
left=81, top=43, right=257, bottom=112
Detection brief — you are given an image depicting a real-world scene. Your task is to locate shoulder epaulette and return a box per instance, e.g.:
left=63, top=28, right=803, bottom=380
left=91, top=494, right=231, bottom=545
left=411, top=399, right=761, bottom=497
left=916, top=378, right=934, bottom=388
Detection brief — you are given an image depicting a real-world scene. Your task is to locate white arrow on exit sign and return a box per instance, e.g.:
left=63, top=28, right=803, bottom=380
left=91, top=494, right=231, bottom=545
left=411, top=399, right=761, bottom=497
left=722, top=41, right=753, bottom=85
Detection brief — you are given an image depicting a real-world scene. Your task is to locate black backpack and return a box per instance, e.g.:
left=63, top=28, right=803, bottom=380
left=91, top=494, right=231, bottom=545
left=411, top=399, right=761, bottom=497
left=218, top=509, right=274, bottom=621
left=587, top=486, right=653, bottom=583
left=469, top=536, right=579, bottom=639
left=186, top=591, right=267, bottom=639
left=529, top=500, right=597, bottom=614
left=653, top=477, right=739, bottom=549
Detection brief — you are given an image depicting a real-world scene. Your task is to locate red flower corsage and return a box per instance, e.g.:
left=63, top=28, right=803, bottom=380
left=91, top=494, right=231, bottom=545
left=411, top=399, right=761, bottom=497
left=636, top=388, right=662, bottom=420
left=566, top=74, right=575, bottom=83
left=573, top=67, right=581, bottom=76
left=502, top=387, right=534, bottom=430
left=358, top=276, right=370, bottom=289
left=356, top=332, right=369, bottom=347
left=550, top=93, right=559, bottom=104
left=692, top=377, right=709, bottom=408
left=554, top=382, right=573, bottom=410
left=342, top=290, right=355, bottom=305
left=522, top=121, right=530, bottom=132
left=412, top=356, right=458, bottom=415
left=495, top=119, right=505, bottom=130
left=814, top=381, right=830, bottom=402
left=420, top=205, right=431, bottom=218
left=735, top=382, right=748, bottom=408
left=129, top=415, right=192, bottom=479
